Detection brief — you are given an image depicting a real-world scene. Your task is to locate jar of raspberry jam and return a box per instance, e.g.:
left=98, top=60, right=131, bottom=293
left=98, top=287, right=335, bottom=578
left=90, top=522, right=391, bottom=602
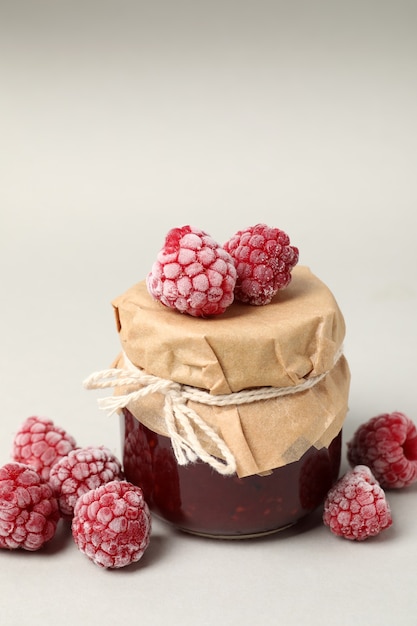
left=121, top=409, right=342, bottom=537
left=88, top=266, right=350, bottom=538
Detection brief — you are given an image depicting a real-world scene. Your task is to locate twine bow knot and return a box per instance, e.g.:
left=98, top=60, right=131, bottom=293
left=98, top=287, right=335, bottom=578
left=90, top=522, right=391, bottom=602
left=83, top=349, right=342, bottom=476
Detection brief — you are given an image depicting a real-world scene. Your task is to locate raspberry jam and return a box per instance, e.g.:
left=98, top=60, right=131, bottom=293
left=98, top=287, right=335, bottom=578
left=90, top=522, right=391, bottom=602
left=121, top=408, right=342, bottom=538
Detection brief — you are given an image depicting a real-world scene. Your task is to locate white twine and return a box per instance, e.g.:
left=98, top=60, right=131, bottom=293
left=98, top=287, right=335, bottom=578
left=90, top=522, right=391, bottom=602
left=83, top=349, right=342, bottom=476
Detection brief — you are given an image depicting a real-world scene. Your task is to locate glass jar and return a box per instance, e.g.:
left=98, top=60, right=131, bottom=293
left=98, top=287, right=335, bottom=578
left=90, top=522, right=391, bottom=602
left=121, top=408, right=342, bottom=538
left=84, top=266, right=350, bottom=538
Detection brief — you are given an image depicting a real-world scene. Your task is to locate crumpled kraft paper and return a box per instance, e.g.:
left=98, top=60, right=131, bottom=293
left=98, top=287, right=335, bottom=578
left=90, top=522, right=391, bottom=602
left=112, top=266, right=346, bottom=394
left=110, top=266, right=350, bottom=478
left=113, top=352, right=350, bottom=477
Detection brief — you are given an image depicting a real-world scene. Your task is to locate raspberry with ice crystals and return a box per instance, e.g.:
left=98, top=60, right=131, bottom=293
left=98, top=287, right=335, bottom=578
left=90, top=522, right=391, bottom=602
left=72, top=480, right=151, bottom=569
left=12, top=416, right=77, bottom=481
left=146, top=225, right=237, bottom=316
left=0, top=462, right=60, bottom=551
left=223, top=223, right=299, bottom=305
left=347, top=412, right=417, bottom=489
left=323, top=465, right=392, bottom=541
left=49, top=446, right=122, bottom=519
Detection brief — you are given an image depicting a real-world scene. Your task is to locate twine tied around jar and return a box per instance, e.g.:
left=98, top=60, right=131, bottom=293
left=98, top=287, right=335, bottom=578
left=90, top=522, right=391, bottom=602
left=83, top=349, right=343, bottom=476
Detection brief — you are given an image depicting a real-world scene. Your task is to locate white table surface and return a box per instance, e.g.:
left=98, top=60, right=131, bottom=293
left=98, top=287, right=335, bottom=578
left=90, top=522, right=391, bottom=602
left=1, top=2, right=416, bottom=625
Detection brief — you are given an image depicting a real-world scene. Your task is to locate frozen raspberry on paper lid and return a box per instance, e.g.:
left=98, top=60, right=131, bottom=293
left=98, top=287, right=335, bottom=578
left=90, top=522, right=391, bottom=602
left=146, top=225, right=237, bottom=317
left=347, top=411, right=417, bottom=489
left=12, top=416, right=77, bottom=481
left=323, top=465, right=392, bottom=541
left=224, top=223, right=299, bottom=305
left=49, top=446, right=122, bottom=519
left=0, top=462, right=60, bottom=551
left=72, top=480, right=151, bottom=569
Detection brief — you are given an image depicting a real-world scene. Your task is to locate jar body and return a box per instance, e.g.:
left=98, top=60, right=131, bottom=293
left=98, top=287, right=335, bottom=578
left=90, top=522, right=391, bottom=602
left=121, top=408, right=342, bottom=538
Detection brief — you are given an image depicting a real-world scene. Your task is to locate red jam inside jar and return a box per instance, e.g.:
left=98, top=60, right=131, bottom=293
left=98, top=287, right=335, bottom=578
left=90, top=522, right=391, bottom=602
left=121, top=408, right=342, bottom=538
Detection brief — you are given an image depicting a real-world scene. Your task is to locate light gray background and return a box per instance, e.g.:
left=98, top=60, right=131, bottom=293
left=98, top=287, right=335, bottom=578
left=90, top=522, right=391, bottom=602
left=1, top=2, right=416, bottom=625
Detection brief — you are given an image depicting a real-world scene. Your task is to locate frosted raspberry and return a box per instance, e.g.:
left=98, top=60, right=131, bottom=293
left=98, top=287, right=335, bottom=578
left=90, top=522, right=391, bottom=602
left=347, top=412, right=417, bottom=489
left=0, top=462, right=60, bottom=551
left=224, top=223, right=299, bottom=305
left=72, top=480, right=151, bottom=569
left=323, top=465, right=392, bottom=541
left=12, top=416, right=77, bottom=481
left=146, top=225, right=237, bottom=316
left=49, top=446, right=122, bottom=519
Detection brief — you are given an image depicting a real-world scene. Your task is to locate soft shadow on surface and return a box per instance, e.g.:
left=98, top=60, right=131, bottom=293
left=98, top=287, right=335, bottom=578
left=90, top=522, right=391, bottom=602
left=170, top=507, right=326, bottom=545
left=42, top=519, right=74, bottom=556
left=102, top=530, right=175, bottom=574
left=134, top=532, right=173, bottom=569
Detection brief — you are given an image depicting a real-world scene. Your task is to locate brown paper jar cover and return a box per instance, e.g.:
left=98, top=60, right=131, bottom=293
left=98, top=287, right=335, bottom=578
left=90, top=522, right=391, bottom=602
left=113, top=266, right=345, bottom=395
left=111, top=266, right=350, bottom=478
